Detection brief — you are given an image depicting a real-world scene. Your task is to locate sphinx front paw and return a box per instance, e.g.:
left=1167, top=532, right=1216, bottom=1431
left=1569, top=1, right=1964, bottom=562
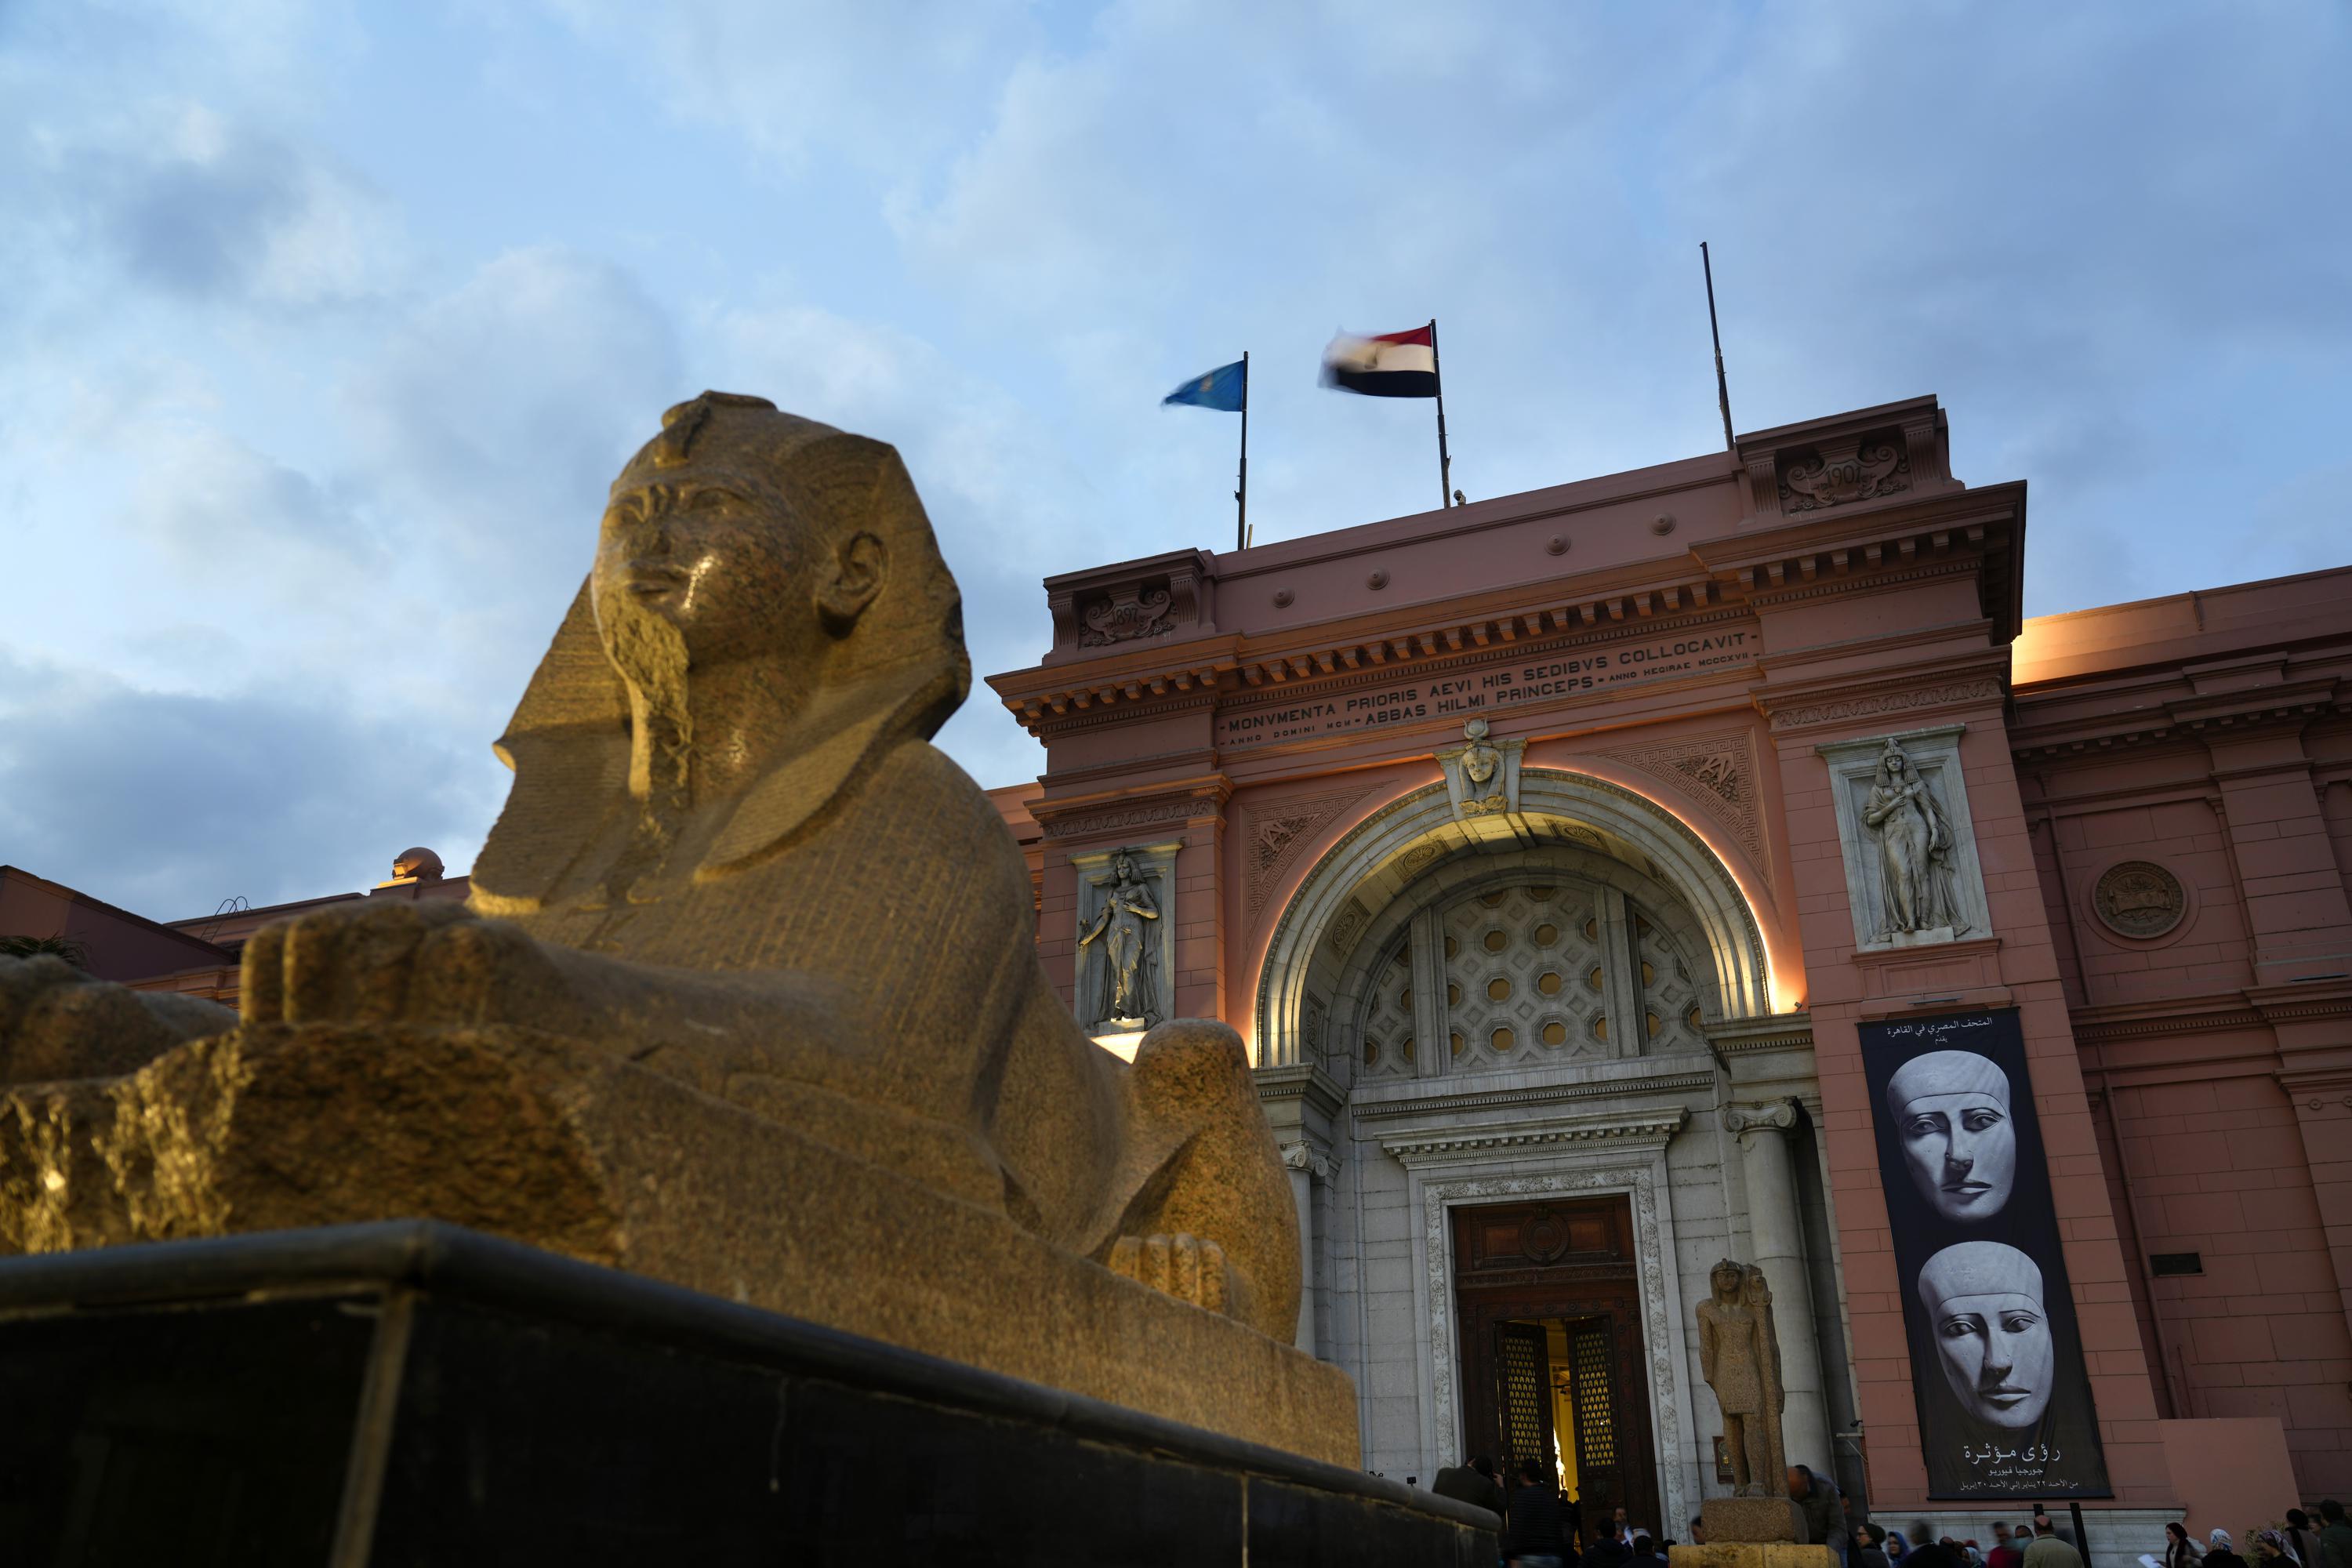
left=1106, top=1231, right=1234, bottom=1316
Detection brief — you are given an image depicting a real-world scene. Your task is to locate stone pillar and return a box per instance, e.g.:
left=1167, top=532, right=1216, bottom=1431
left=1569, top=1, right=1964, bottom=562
left=1280, top=1142, right=1335, bottom=1354
left=1725, top=1099, right=1833, bottom=1476
left=1258, top=1063, right=1345, bottom=1357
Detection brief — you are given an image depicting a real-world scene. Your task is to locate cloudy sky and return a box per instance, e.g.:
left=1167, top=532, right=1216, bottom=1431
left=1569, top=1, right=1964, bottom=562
left=3, top=2, right=2346, bottom=921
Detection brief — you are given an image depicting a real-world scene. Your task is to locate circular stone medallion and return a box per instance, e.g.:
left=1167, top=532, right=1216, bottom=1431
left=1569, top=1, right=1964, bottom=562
left=2094, top=859, right=2187, bottom=938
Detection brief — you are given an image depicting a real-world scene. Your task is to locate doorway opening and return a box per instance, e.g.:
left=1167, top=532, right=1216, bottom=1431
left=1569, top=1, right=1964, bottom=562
left=1496, top=1315, right=1622, bottom=1505
left=1455, top=1196, right=1660, bottom=1533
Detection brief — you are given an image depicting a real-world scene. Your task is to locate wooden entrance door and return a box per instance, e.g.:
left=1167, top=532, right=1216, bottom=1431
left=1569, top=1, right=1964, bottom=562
left=1453, top=1196, right=1660, bottom=1530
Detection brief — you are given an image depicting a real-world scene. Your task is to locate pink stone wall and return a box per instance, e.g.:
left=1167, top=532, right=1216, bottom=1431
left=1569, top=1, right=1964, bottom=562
left=2010, top=568, right=2352, bottom=1496
left=988, top=399, right=2352, bottom=1518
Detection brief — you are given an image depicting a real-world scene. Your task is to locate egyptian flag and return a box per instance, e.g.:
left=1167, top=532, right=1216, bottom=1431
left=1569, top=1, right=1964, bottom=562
left=1320, top=323, right=1437, bottom=397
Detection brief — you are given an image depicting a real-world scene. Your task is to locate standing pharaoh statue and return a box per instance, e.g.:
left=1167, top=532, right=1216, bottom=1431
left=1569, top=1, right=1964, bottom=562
left=1079, top=852, right=1160, bottom=1028
left=1697, top=1258, right=1777, bottom=1496
left=1742, top=1264, right=1790, bottom=1487
left=1860, top=739, right=1967, bottom=938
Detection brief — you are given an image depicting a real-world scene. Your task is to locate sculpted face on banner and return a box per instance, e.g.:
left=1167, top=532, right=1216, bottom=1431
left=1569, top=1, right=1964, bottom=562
left=1919, top=1241, right=2054, bottom=1431
left=1886, top=1049, right=2016, bottom=1223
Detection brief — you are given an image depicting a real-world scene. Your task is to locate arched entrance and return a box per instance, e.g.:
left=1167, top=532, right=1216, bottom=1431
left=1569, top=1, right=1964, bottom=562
left=1254, top=770, right=1770, bottom=1071
left=1254, top=771, right=1771, bottom=1530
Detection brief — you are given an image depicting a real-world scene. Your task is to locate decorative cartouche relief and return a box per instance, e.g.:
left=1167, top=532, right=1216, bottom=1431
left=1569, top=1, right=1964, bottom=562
left=2093, top=859, right=2187, bottom=939
left=1814, top=726, right=1990, bottom=951
left=1071, top=841, right=1181, bottom=1034
left=1080, top=584, right=1173, bottom=646
left=1436, top=717, right=1525, bottom=818
left=1779, top=427, right=1911, bottom=512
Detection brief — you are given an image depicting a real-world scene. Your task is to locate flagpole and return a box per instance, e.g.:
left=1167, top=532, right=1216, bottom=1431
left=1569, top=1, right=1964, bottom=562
left=1702, top=242, right=1735, bottom=452
left=1236, top=350, right=1249, bottom=551
left=1429, top=318, right=1454, bottom=508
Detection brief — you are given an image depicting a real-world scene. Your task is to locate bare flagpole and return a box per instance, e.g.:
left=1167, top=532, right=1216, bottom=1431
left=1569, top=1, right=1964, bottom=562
left=1702, top=242, right=1735, bottom=452
left=1429, top=318, right=1454, bottom=507
left=1236, top=350, right=1249, bottom=551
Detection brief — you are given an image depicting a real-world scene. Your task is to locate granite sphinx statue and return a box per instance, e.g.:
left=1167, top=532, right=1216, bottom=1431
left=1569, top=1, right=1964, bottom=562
left=0, top=394, right=1347, bottom=1458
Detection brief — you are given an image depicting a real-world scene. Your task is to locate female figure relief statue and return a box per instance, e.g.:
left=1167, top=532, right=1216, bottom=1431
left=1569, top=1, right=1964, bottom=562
left=1079, top=853, right=1160, bottom=1028
left=1861, top=739, right=1968, bottom=938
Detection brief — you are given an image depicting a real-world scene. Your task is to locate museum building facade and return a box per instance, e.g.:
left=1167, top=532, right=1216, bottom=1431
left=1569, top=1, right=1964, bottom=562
left=983, top=395, right=2352, bottom=1539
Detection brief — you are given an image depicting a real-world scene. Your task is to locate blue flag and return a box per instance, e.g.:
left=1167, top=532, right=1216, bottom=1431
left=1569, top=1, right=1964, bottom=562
left=1163, top=358, right=1247, bottom=412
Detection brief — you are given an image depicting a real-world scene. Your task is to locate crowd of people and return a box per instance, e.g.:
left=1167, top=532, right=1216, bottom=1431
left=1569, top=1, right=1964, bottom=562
left=1432, top=1459, right=2352, bottom=1568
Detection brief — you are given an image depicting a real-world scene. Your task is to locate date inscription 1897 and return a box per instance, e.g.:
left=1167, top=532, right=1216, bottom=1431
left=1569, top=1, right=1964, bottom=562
left=1215, top=629, right=1753, bottom=750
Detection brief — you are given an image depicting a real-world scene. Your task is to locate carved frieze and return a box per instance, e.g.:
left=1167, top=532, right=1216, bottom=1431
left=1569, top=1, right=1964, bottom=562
left=1599, top=728, right=1769, bottom=886
left=1039, top=790, right=1222, bottom=841
left=1767, top=677, right=2004, bottom=732
left=2093, top=860, right=2187, bottom=939
left=1779, top=429, right=1911, bottom=513
left=1240, top=783, right=1379, bottom=929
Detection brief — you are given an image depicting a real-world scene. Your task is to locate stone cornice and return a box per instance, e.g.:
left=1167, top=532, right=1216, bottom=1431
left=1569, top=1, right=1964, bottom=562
left=1350, top=1064, right=1716, bottom=1124
left=1253, top=1062, right=1348, bottom=1120
left=1376, top=1105, right=1690, bottom=1167
left=986, top=480, right=2025, bottom=739
left=1703, top=1011, right=1815, bottom=1054
left=1030, top=778, right=1232, bottom=841
left=2165, top=676, right=2345, bottom=737
left=2067, top=996, right=2266, bottom=1044
left=2245, top=980, right=2352, bottom=1026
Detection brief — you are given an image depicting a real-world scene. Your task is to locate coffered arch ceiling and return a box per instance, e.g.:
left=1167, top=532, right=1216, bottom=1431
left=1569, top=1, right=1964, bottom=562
left=1253, top=771, right=1770, bottom=1071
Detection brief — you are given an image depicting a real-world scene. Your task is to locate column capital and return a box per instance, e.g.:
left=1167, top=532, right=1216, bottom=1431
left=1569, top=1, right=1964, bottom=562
left=1279, top=1139, right=1339, bottom=1181
left=1723, top=1097, right=1800, bottom=1138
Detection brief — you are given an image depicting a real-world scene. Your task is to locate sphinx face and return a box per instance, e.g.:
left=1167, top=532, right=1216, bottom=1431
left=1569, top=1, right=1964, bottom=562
left=591, top=470, right=822, bottom=673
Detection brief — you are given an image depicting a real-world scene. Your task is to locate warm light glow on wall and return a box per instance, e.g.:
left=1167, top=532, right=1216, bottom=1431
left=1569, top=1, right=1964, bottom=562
left=1092, top=1030, right=1145, bottom=1062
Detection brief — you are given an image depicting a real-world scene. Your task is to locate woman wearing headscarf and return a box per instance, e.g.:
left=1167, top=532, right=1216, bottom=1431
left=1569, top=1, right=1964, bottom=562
left=2253, top=1530, right=2299, bottom=1567
left=2205, top=1530, right=2249, bottom=1568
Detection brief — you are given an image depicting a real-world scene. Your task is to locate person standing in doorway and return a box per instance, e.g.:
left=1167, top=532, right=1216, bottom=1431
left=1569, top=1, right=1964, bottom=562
left=1505, top=1458, right=1570, bottom=1568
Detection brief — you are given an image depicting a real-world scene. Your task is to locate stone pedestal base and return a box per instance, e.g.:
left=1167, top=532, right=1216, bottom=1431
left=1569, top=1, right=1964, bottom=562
left=1675, top=1544, right=1838, bottom=1568
left=0, top=1022, right=1358, bottom=1465
left=1702, top=1497, right=1811, bottom=1543
left=0, top=1222, right=1494, bottom=1564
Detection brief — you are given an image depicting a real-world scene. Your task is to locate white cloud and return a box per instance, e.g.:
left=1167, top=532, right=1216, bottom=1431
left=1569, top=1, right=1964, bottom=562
left=536, top=0, right=1036, bottom=173
left=0, top=646, right=501, bottom=919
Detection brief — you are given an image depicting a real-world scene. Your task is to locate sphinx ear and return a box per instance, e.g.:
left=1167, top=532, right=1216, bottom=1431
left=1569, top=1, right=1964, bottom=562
left=818, top=530, right=889, bottom=635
